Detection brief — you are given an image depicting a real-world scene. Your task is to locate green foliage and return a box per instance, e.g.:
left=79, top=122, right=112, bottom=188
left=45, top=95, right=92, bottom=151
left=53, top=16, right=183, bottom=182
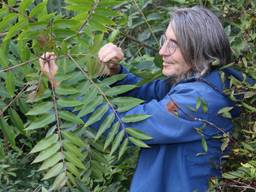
left=0, top=0, right=255, bottom=191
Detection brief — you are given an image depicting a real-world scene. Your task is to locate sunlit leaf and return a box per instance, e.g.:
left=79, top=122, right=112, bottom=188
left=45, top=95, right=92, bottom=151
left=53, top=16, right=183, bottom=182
left=95, top=113, right=115, bottom=141
left=32, top=142, right=61, bottom=163
left=129, top=137, right=149, bottom=148
left=125, top=128, right=152, bottom=140
left=26, top=115, right=56, bottom=130
left=30, top=134, right=58, bottom=154
left=122, top=114, right=151, bottom=123
left=42, top=162, right=64, bottom=180
left=110, top=129, right=125, bottom=155
left=26, top=102, right=53, bottom=116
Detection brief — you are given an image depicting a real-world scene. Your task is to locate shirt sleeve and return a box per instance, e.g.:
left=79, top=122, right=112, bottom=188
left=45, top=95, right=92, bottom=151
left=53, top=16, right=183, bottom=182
left=114, top=66, right=172, bottom=101
left=119, top=85, right=231, bottom=145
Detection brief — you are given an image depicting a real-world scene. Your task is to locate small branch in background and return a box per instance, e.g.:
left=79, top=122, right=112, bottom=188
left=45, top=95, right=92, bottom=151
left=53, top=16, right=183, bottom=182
left=0, top=2, right=35, bottom=22
left=64, top=0, right=100, bottom=42
left=78, top=0, right=100, bottom=33
left=106, top=26, right=158, bottom=51
left=131, top=0, right=159, bottom=46
left=0, top=84, right=29, bottom=117
left=0, top=32, right=7, bottom=38
left=0, top=58, right=38, bottom=73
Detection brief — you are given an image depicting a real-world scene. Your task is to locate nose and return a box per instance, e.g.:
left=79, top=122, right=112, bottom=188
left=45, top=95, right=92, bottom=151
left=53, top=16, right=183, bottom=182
left=159, top=43, right=169, bottom=56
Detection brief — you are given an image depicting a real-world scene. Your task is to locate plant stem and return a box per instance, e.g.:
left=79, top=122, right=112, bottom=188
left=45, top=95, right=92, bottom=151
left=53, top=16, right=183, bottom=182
left=67, top=54, right=127, bottom=134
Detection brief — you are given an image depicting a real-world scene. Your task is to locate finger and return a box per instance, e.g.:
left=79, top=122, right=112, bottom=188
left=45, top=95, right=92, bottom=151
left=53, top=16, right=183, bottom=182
left=98, top=43, right=116, bottom=61
left=100, top=46, right=121, bottom=63
left=102, top=49, right=123, bottom=63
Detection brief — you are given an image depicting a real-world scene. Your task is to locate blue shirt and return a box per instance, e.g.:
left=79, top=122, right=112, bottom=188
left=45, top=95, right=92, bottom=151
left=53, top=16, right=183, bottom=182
left=83, top=67, right=237, bottom=192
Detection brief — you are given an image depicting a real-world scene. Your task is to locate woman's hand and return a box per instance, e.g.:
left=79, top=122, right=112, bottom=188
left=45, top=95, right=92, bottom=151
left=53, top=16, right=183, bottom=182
left=39, top=52, right=58, bottom=88
left=98, top=43, right=124, bottom=75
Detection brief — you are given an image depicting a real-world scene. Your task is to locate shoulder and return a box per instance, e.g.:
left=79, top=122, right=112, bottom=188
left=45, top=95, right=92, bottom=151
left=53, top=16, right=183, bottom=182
left=168, top=71, right=232, bottom=115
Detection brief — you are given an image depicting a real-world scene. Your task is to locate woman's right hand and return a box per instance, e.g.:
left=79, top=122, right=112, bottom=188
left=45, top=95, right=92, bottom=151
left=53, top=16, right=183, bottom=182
left=98, top=43, right=124, bottom=75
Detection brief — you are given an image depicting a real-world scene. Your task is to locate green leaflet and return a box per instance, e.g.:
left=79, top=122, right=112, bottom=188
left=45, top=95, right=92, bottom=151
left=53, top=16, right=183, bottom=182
left=42, top=162, right=64, bottom=180
left=51, top=172, right=67, bottom=191
left=88, top=18, right=107, bottom=32
left=53, top=19, right=80, bottom=30
left=84, top=104, right=109, bottom=127
left=62, top=131, right=85, bottom=147
left=65, top=151, right=85, bottom=170
left=9, top=109, right=25, bottom=134
left=26, top=102, right=53, bottom=116
left=25, top=114, right=55, bottom=130
left=58, top=98, right=83, bottom=108
left=32, top=142, right=61, bottom=163
left=96, top=8, right=120, bottom=17
left=100, top=74, right=127, bottom=86
left=222, top=171, right=243, bottom=179
left=0, top=141, right=5, bottom=159
left=104, top=121, right=120, bottom=150
left=65, top=5, right=91, bottom=13
left=29, top=1, right=47, bottom=18
left=125, top=128, right=152, bottom=140
left=4, top=18, right=28, bottom=41
left=92, top=14, right=115, bottom=26
left=38, top=152, right=63, bottom=171
left=196, top=97, right=201, bottom=111
left=55, top=87, right=79, bottom=95
left=0, top=118, right=16, bottom=147
left=75, top=84, right=96, bottom=106
left=63, top=141, right=84, bottom=159
left=118, top=138, right=128, bottom=160
left=217, top=106, right=233, bottom=118
left=19, top=0, right=33, bottom=13
left=121, top=114, right=151, bottom=123
left=242, top=102, right=256, bottom=112
left=59, top=110, right=84, bottom=124
left=41, top=187, right=48, bottom=192
left=30, top=134, right=58, bottom=154
left=105, top=85, right=137, bottom=97
left=6, top=72, right=15, bottom=97
left=90, top=150, right=107, bottom=164
left=66, top=172, right=76, bottom=186
left=129, top=137, right=150, bottom=148
left=110, top=129, right=125, bottom=155
left=18, top=98, right=29, bottom=114
left=78, top=95, right=103, bottom=117
left=95, top=113, right=115, bottom=141
left=0, top=13, right=17, bottom=31
left=111, top=96, right=144, bottom=112
left=201, top=137, right=208, bottom=152
left=108, top=29, right=120, bottom=42
left=66, top=162, right=80, bottom=177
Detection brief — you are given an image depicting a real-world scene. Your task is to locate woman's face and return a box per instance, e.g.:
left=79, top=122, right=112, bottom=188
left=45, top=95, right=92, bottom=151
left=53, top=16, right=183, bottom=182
left=159, top=23, right=191, bottom=77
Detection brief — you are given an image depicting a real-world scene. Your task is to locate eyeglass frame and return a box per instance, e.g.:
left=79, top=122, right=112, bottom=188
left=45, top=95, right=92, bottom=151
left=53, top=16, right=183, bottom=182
left=159, top=34, right=179, bottom=55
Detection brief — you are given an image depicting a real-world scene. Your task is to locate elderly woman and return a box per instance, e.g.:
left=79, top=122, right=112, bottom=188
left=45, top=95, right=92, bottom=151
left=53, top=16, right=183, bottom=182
left=40, top=6, right=238, bottom=192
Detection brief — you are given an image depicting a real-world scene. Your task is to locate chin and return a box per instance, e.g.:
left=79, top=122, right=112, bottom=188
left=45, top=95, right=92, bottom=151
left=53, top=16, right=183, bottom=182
left=162, top=69, right=175, bottom=77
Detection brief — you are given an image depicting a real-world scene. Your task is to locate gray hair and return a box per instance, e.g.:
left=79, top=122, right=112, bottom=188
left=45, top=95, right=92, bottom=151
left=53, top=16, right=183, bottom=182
left=170, top=6, right=231, bottom=79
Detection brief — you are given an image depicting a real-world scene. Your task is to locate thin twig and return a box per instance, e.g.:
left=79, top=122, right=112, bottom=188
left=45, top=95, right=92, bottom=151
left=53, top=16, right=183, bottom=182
left=64, top=0, right=100, bottom=42
left=106, top=26, right=158, bottom=51
left=131, top=0, right=159, bottom=46
left=0, top=2, right=35, bottom=22
left=78, top=0, right=100, bottom=33
left=0, top=84, right=29, bottom=116
left=0, top=58, right=38, bottom=73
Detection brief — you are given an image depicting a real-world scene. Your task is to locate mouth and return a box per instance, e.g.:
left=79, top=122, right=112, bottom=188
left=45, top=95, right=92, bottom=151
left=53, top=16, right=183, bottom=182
left=163, top=62, right=174, bottom=66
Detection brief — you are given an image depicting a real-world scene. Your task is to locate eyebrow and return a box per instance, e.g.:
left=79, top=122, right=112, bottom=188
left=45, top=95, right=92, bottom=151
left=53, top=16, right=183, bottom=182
left=164, top=33, right=178, bottom=45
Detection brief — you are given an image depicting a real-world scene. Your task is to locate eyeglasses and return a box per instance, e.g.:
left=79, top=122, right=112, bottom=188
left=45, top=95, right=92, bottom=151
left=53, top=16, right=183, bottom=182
left=159, top=34, right=178, bottom=55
